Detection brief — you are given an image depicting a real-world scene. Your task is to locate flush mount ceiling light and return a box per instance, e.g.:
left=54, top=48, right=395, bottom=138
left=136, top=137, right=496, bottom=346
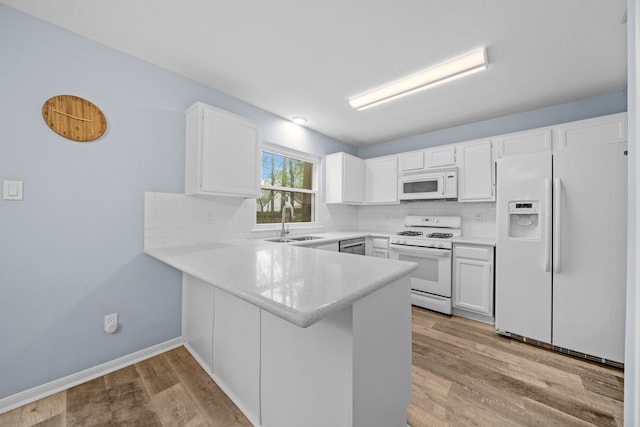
left=291, top=117, right=307, bottom=125
left=348, top=47, right=488, bottom=111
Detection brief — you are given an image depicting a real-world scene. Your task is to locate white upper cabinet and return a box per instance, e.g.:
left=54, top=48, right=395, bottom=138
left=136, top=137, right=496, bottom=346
left=457, top=139, right=495, bottom=202
left=185, top=102, right=262, bottom=198
left=493, top=128, right=552, bottom=158
left=364, top=155, right=398, bottom=204
left=425, top=145, right=456, bottom=168
left=399, top=146, right=456, bottom=173
left=325, top=152, right=363, bottom=204
left=398, top=150, right=424, bottom=173
left=554, top=112, right=627, bottom=152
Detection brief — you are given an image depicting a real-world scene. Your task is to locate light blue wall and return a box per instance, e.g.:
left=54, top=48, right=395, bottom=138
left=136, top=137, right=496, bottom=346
left=0, top=4, right=354, bottom=400
left=357, top=91, right=627, bottom=159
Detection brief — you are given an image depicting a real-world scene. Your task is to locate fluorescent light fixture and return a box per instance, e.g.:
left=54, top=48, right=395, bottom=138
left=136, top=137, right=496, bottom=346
left=291, top=117, right=307, bottom=125
left=348, top=47, right=488, bottom=111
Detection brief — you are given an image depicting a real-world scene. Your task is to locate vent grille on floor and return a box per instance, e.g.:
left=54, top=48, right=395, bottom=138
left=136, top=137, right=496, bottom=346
left=497, top=331, right=624, bottom=369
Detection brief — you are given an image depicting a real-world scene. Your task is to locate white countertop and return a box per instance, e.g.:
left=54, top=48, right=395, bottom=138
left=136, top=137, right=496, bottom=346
left=145, top=241, right=417, bottom=328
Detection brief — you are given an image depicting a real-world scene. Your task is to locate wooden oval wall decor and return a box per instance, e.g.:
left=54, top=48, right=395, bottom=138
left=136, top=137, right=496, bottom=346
left=42, top=95, right=107, bottom=142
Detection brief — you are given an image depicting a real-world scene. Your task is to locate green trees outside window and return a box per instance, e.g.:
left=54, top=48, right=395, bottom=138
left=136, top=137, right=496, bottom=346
left=257, top=150, right=316, bottom=224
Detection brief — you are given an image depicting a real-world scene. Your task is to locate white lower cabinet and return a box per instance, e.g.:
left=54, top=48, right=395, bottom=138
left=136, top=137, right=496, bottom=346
left=182, top=273, right=412, bottom=427
left=213, top=289, right=261, bottom=424
left=311, top=241, right=339, bottom=251
left=452, top=244, right=495, bottom=324
left=182, top=274, right=214, bottom=372
left=182, top=275, right=260, bottom=425
left=367, top=237, right=390, bottom=258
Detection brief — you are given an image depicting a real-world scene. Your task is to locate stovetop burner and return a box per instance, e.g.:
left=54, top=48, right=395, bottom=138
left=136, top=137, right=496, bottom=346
left=397, top=231, right=423, bottom=237
left=427, top=232, right=454, bottom=239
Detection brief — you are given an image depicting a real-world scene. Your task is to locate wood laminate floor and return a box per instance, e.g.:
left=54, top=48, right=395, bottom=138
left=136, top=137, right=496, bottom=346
left=0, top=307, right=624, bottom=426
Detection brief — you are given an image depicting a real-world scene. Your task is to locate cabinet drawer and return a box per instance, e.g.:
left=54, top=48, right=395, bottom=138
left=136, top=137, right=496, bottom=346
left=455, top=245, right=491, bottom=261
left=372, top=249, right=389, bottom=258
left=371, top=238, right=389, bottom=249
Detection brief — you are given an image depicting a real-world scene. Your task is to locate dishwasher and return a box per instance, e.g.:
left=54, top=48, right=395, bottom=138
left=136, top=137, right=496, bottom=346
left=339, top=237, right=366, bottom=255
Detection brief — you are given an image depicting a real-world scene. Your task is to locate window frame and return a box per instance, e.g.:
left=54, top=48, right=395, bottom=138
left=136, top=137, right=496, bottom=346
left=254, top=143, right=321, bottom=231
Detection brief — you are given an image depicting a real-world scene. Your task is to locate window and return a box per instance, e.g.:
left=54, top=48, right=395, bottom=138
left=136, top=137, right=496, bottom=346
left=256, top=144, right=318, bottom=226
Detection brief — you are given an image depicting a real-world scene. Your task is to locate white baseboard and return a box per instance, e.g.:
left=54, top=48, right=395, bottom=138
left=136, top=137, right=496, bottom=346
left=0, top=337, right=184, bottom=415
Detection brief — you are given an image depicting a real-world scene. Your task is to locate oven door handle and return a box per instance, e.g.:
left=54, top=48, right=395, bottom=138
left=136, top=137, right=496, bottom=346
left=390, top=245, right=451, bottom=257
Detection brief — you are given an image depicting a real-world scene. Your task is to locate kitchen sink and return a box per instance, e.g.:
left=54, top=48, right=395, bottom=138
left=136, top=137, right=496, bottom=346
left=264, top=236, right=323, bottom=243
left=264, top=237, right=296, bottom=243
left=290, top=236, right=322, bottom=241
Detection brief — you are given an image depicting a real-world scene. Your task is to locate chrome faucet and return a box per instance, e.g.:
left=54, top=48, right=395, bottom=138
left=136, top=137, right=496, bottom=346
left=281, top=195, right=295, bottom=240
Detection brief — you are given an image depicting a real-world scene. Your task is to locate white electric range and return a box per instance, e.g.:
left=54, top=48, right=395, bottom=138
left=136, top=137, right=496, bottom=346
left=389, top=216, right=461, bottom=314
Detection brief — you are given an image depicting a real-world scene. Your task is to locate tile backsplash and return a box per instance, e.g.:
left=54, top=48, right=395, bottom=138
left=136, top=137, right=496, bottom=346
left=356, top=200, right=496, bottom=237
left=145, top=192, right=496, bottom=249
left=144, top=192, right=256, bottom=248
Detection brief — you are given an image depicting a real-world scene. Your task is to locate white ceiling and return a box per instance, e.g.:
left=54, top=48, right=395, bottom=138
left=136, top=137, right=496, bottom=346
left=1, top=0, right=628, bottom=147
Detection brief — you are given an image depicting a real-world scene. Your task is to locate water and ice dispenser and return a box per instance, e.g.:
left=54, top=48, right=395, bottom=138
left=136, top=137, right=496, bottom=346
left=508, top=201, right=540, bottom=240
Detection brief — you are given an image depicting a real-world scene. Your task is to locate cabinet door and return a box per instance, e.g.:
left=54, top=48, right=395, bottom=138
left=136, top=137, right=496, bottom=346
left=343, top=153, right=363, bottom=203
left=182, top=275, right=214, bottom=373
left=364, top=156, right=398, bottom=204
left=452, top=257, right=493, bottom=315
left=399, top=151, right=424, bottom=172
left=372, top=249, right=389, bottom=258
left=201, top=107, right=261, bottom=197
left=185, top=102, right=262, bottom=197
left=493, top=128, right=552, bottom=158
left=457, top=139, right=494, bottom=202
left=425, top=146, right=456, bottom=168
left=313, top=241, right=339, bottom=252
left=325, top=152, right=363, bottom=204
left=213, top=289, right=261, bottom=422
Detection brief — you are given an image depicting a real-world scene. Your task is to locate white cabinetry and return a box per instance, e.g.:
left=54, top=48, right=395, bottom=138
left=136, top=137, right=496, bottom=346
left=311, top=241, right=339, bottom=252
left=364, top=155, right=398, bottom=204
left=452, top=244, right=495, bottom=324
left=493, top=127, right=552, bottom=158
left=425, top=145, right=456, bottom=168
left=185, top=102, right=262, bottom=198
left=182, top=272, right=412, bottom=427
left=367, top=237, right=390, bottom=258
left=182, top=274, right=214, bottom=371
left=457, top=139, right=495, bottom=202
left=398, top=146, right=456, bottom=173
left=325, top=152, right=363, bottom=204
left=213, top=289, right=260, bottom=422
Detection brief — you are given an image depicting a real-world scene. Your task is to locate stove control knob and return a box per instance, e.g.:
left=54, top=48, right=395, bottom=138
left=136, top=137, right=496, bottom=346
left=436, top=242, right=444, bottom=248
left=428, top=242, right=435, bottom=248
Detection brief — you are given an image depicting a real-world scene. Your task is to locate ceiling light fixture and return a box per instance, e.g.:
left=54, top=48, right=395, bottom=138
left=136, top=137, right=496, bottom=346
left=348, top=47, right=488, bottom=111
left=291, top=117, right=307, bottom=125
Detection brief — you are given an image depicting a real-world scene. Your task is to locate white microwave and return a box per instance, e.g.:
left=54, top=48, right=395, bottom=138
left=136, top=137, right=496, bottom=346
left=398, top=168, right=458, bottom=201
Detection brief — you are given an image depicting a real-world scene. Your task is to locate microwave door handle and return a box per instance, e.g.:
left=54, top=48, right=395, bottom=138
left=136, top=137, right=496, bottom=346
left=439, top=176, right=445, bottom=195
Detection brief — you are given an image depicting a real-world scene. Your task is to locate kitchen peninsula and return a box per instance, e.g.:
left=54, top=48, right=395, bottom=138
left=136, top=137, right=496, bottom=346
left=145, top=241, right=417, bottom=427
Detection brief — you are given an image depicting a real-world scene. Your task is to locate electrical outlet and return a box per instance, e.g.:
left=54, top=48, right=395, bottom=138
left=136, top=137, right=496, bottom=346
left=474, top=212, right=483, bottom=223
left=104, top=312, right=118, bottom=334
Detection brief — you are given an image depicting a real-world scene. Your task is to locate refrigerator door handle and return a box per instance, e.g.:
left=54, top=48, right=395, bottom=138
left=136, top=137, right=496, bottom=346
left=553, top=178, right=562, bottom=273
left=544, top=178, right=552, bottom=272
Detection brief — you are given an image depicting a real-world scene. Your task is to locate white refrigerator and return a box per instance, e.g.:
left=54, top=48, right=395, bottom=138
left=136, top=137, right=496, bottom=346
left=495, top=140, right=627, bottom=363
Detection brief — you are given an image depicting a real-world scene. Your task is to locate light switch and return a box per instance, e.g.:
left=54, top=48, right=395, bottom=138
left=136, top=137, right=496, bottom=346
left=3, top=180, right=23, bottom=200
